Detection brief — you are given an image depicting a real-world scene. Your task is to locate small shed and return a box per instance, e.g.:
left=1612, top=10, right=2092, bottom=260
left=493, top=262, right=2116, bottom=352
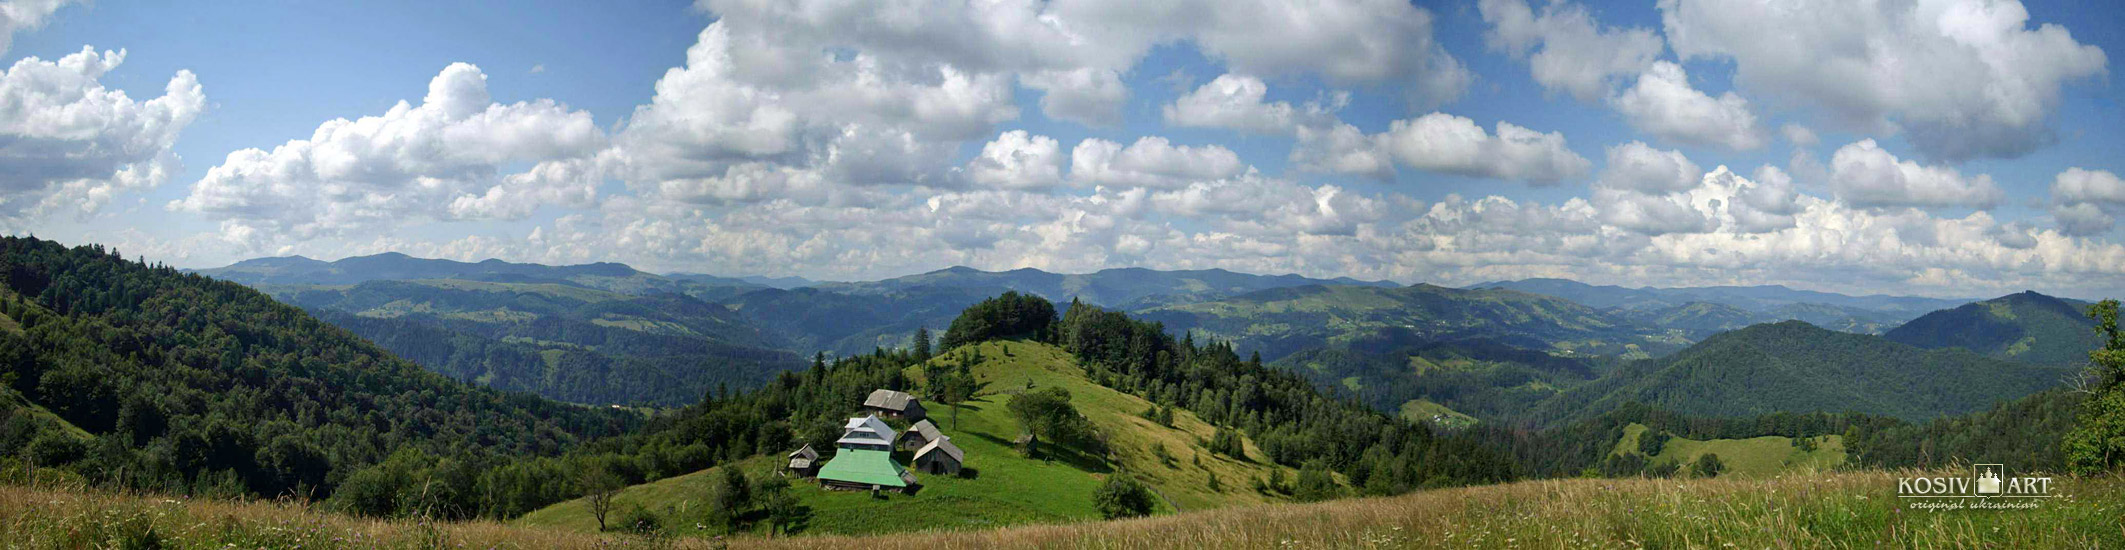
left=914, top=435, right=965, bottom=475
left=899, top=419, right=942, bottom=451
left=816, top=448, right=918, bottom=492
left=863, top=389, right=928, bottom=420
left=786, top=444, right=819, bottom=477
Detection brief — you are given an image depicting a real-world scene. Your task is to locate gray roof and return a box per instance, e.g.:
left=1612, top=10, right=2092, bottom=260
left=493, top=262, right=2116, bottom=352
left=789, top=444, right=818, bottom=460
left=916, top=435, right=964, bottom=462
left=905, top=419, right=942, bottom=442
left=864, top=389, right=919, bottom=411
left=788, top=457, right=813, bottom=469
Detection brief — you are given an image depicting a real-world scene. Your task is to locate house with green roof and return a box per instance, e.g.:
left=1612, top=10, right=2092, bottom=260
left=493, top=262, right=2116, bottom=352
left=815, top=448, right=918, bottom=491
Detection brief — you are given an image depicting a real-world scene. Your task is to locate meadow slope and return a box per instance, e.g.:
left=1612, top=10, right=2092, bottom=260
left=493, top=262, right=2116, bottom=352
left=519, top=340, right=1299, bottom=537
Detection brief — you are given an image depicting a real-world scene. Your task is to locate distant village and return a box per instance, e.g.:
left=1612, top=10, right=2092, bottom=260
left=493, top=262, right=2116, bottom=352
left=785, top=389, right=964, bottom=493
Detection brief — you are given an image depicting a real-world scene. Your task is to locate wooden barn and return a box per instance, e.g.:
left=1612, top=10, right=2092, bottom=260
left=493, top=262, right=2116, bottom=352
left=914, top=435, right=964, bottom=475
left=899, top=419, right=942, bottom=451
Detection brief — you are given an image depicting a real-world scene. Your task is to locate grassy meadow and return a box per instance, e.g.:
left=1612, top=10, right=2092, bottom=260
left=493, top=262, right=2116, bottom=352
left=5, top=469, right=2121, bottom=549
left=519, top=340, right=1299, bottom=538
left=1614, top=422, right=1848, bottom=477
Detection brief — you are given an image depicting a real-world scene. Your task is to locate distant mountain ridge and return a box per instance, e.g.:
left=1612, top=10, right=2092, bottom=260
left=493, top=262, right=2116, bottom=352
left=1468, top=278, right=1969, bottom=336
left=814, top=265, right=1399, bottom=308
left=1139, top=283, right=1681, bottom=362
left=1467, top=278, right=1966, bottom=313
left=197, top=254, right=1417, bottom=382
left=1885, top=291, right=2099, bottom=367
left=195, top=253, right=771, bottom=302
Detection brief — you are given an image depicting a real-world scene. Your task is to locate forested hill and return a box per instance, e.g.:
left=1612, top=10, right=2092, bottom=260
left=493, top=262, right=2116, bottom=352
left=0, top=237, right=636, bottom=500
left=278, top=280, right=803, bottom=407
left=1885, top=291, right=2100, bottom=367
left=1528, top=320, right=2070, bottom=424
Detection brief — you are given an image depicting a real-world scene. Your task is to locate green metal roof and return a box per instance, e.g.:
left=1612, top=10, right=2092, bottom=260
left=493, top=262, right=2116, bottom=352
left=815, top=449, right=914, bottom=488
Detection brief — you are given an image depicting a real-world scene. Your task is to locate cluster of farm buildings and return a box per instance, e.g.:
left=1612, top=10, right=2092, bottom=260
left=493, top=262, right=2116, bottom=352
left=785, top=389, right=965, bottom=492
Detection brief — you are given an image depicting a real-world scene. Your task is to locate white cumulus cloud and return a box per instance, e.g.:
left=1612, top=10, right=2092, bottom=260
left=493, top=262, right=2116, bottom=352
left=1478, top=0, right=1664, bottom=101
left=1660, top=0, right=2108, bottom=160
left=0, top=46, right=203, bottom=223
left=2049, top=167, right=2125, bottom=235
left=1071, top=136, right=1247, bottom=189
left=1828, top=139, right=2004, bottom=209
left=1611, top=61, right=1767, bottom=150
left=171, top=63, right=606, bottom=246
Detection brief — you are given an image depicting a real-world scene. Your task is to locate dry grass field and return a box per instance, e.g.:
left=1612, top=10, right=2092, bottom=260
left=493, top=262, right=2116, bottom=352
left=4, top=468, right=2121, bottom=549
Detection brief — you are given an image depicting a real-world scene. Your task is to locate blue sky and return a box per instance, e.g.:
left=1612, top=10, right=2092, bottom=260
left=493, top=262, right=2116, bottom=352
left=4, top=0, right=2123, bottom=298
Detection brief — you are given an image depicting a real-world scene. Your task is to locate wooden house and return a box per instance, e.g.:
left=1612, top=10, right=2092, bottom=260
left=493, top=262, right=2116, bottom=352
left=815, top=448, right=917, bottom=492
left=835, top=414, right=898, bottom=452
left=863, top=389, right=927, bottom=420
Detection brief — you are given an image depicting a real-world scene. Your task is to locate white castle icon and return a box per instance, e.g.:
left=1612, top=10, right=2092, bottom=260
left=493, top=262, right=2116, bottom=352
left=1976, top=470, right=2002, bottom=494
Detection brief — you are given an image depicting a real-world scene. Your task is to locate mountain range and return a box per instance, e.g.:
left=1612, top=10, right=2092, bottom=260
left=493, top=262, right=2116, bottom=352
left=190, top=252, right=2106, bottom=428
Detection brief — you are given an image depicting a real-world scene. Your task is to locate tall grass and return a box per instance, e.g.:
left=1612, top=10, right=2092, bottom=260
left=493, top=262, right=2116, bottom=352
left=3, top=469, right=2119, bottom=549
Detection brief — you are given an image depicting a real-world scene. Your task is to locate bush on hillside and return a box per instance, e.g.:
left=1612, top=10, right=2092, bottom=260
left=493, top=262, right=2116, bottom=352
left=1093, top=475, right=1156, bottom=519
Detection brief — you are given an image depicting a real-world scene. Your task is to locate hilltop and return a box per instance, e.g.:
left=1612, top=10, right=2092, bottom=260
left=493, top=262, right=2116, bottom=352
left=1885, top=291, right=2101, bottom=367
left=518, top=340, right=1301, bottom=537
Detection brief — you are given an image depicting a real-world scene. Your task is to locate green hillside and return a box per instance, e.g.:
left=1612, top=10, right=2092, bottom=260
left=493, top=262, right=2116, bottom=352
left=275, top=279, right=801, bottom=406
left=519, top=340, right=1297, bottom=537
left=1140, top=283, right=1676, bottom=362
left=0, top=237, right=635, bottom=504
left=1610, top=423, right=1845, bottom=477
left=1531, top=321, right=2070, bottom=424
left=1885, top=291, right=2100, bottom=367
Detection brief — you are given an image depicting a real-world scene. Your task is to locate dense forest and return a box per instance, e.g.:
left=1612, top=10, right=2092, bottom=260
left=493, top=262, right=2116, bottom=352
left=0, top=237, right=636, bottom=504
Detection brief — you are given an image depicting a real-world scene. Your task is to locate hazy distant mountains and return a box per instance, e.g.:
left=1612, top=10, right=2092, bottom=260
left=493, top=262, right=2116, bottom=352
left=1469, top=278, right=1967, bottom=337
left=199, top=253, right=2105, bottom=423
left=198, top=253, right=777, bottom=302
left=1468, top=278, right=1967, bottom=313
left=815, top=265, right=1398, bottom=309
left=1139, top=283, right=1680, bottom=362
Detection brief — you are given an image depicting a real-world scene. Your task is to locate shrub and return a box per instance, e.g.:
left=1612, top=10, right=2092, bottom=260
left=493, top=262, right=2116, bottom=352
left=1093, top=475, right=1156, bottom=519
